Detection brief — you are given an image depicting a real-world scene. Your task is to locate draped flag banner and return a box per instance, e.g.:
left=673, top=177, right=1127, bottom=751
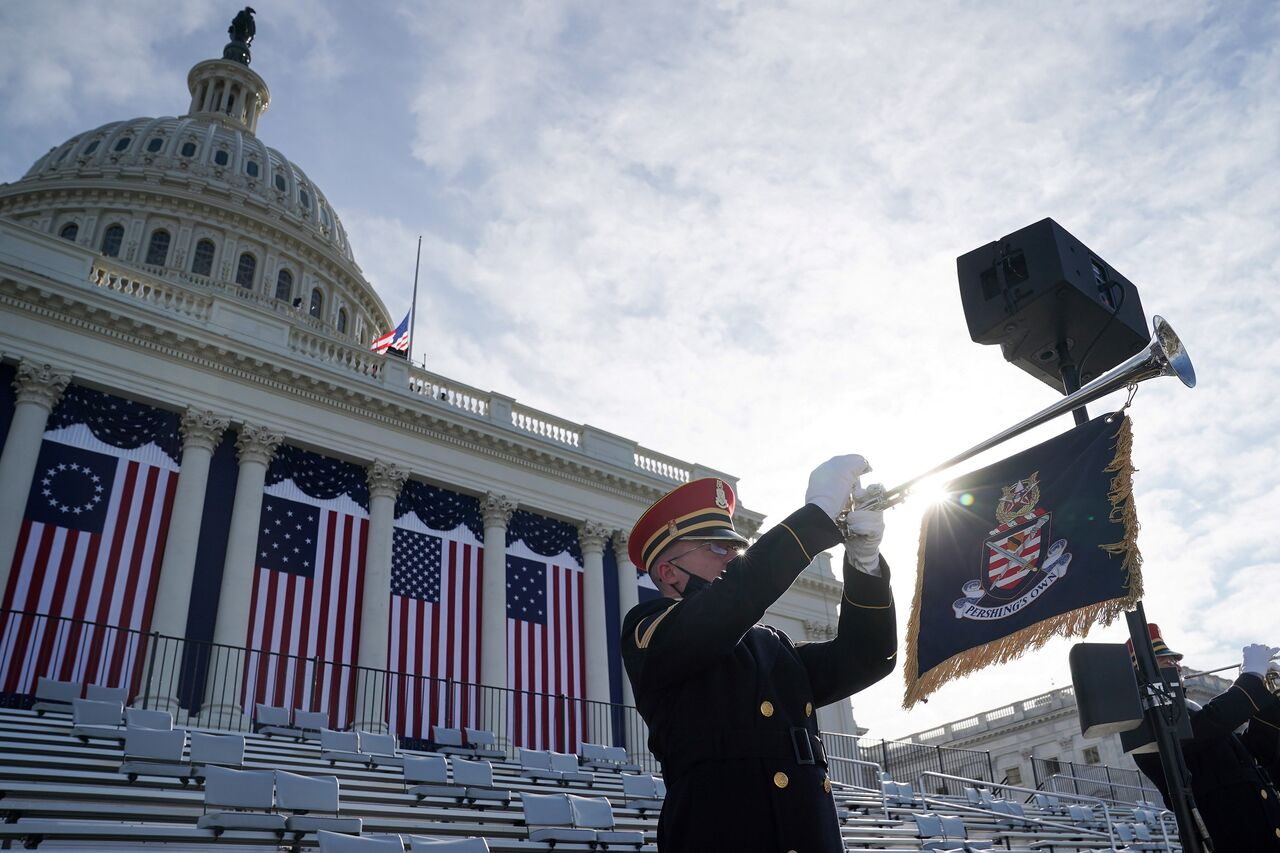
left=0, top=386, right=181, bottom=697
left=242, top=446, right=369, bottom=727
left=388, top=481, right=484, bottom=739
left=506, top=510, right=586, bottom=752
left=904, top=413, right=1142, bottom=708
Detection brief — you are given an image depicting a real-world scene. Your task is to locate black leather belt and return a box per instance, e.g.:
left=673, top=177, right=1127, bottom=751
left=660, top=728, right=828, bottom=779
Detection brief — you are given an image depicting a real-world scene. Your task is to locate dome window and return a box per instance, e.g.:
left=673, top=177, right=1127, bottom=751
left=181, top=141, right=197, bottom=157
left=309, top=288, right=323, bottom=318
left=214, top=150, right=229, bottom=166
left=275, top=268, right=293, bottom=301
left=299, top=189, right=310, bottom=209
left=146, top=138, right=164, bottom=153
left=113, top=136, right=133, bottom=152
left=59, top=223, right=79, bottom=242
left=191, top=239, right=216, bottom=276
left=100, top=224, right=124, bottom=258
left=319, top=206, right=330, bottom=227
left=274, top=173, right=287, bottom=193
left=84, top=140, right=100, bottom=155
left=246, top=159, right=260, bottom=177
left=145, top=229, right=171, bottom=266
left=337, top=308, right=348, bottom=333
left=236, top=252, right=257, bottom=289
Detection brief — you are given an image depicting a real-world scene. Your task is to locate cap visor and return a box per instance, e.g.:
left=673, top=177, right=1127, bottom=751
left=681, top=527, right=748, bottom=546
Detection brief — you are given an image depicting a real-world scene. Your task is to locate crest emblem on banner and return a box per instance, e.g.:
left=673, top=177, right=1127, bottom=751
left=953, top=473, right=1072, bottom=620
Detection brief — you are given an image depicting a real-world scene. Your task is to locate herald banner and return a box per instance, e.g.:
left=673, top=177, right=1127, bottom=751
left=903, top=413, right=1142, bottom=708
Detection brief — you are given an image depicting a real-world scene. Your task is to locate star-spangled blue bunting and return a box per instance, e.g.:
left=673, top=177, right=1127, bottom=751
left=394, top=480, right=483, bottom=540
left=48, top=385, right=182, bottom=462
left=266, top=444, right=369, bottom=509
left=507, top=509, right=583, bottom=564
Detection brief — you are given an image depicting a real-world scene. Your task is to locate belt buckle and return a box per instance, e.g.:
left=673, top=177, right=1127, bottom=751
left=790, top=727, right=815, bottom=766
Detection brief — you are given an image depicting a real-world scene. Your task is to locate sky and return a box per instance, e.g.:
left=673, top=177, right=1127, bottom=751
left=2, top=0, right=1278, bottom=741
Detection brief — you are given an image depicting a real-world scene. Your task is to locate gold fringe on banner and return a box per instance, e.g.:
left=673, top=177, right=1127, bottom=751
left=902, top=414, right=1144, bottom=709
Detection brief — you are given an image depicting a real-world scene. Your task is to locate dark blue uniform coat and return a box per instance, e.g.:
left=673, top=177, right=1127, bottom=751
left=621, top=504, right=897, bottom=853
left=1135, top=673, right=1280, bottom=850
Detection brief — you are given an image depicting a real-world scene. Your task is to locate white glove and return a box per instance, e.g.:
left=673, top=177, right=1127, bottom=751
left=844, top=485, right=885, bottom=576
left=1242, top=644, right=1279, bottom=677
left=805, top=454, right=870, bottom=520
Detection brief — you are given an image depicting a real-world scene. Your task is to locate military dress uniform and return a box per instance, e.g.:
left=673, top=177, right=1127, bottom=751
left=621, top=478, right=896, bottom=853
left=1134, top=667, right=1280, bottom=848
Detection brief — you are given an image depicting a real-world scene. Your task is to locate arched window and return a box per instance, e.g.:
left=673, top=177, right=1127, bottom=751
left=274, top=173, right=287, bottom=193
left=191, top=239, right=216, bottom=276
left=58, top=223, right=79, bottom=242
left=100, top=224, right=124, bottom=258
left=113, top=136, right=133, bottom=152
left=180, top=141, right=197, bottom=157
left=275, top=269, right=293, bottom=301
left=146, top=137, right=164, bottom=153
left=246, top=159, right=260, bottom=177
left=214, top=150, right=229, bottom=166
left=84, top=139, right=100, bottom=155
left=309, top=288, right=323, bottom=318
left=235, top=252, right=257, bottom=288
left=144, top=229, right=171, bottom=266
left=337, top=308, right=348, bottom=333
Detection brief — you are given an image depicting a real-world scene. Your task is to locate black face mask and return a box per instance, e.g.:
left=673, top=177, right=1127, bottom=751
left=669, top=561, right=715, bottom=599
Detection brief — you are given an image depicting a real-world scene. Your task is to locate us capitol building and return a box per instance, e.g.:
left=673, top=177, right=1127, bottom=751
left=0, top=14, right=857, bottom=748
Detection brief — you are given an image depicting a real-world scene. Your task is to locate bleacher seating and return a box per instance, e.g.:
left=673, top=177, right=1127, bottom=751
left=579, top=741, right=642, bottom=772
left=518, top=748, right=594, bottom=786
left=0, top=702, right=1182, bottom=852
left=32, top=677, right=81, bottom=716
left=69, top=697, right=125, bottom=741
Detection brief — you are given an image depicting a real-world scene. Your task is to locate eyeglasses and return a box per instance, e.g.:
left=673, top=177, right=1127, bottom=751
left=668, top=541, right=741, bottom=562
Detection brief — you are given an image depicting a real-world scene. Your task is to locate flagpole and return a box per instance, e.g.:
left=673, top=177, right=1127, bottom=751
left=407, top=235, right=422, bottom=364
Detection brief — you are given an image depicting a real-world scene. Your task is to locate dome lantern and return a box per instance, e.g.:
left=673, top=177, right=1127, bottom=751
left=185, top=7, right=269, bottom=135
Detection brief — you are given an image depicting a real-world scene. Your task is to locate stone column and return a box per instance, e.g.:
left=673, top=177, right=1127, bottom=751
left=201, top=423, right=282, bottom=728
left=613, top=532, right=640, bottom=708
left=142, top=408, right=229, bottom=714
left=0, top=361, right=71, bottom=597
left=578, top=521, right=611, bottom=744
left=480, top=492, right=515, bottom=747
left=613, top=532, right=647, bottom=760
left=353, top=460, right=407, bottom=733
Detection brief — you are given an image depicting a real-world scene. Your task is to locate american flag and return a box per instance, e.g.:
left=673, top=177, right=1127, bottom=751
left=506, top=547, right=586, bottom=751
left=242, top=477, right=368, bottom=728
left=387, top=517, right=482, bottom=740
left=370, top=311, right=410, bottom=354
left=0, top=412, right=179, bottom=696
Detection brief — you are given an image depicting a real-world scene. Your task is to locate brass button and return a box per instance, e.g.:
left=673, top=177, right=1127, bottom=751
left=805, top=702, right=813, bottom=717
left=788, top=850, right=798, bottom=853
left=759, top=700, right=774, bottom=718
left=1263, top=788, right=1270, bottom=800
left=1275, top=827, right=1280, bottom=839
left=823, top=777, right=832, bottom=793
left=773, top=771, right=789, bottom=789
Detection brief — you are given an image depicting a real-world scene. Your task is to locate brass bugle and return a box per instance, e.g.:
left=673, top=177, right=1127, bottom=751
left=851, top=315, right=1196, bottom=514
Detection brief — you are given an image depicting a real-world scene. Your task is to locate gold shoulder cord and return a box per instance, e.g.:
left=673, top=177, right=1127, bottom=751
left=634, top=602, right=679, bottom=650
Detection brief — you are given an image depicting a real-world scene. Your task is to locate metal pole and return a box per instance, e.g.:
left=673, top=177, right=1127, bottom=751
left=406, top=235, right=422, bottom=364
left=1057, top=340, right=1089, bottom=425
left=1126, top=603, right=1207, bottom=852
left=143, top=630, right=160, bottom=710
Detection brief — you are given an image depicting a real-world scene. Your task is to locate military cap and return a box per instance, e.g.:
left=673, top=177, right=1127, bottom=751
left=629, top=477, right=748, bottom=572
left=1126, top=622, right=1183, bottom=662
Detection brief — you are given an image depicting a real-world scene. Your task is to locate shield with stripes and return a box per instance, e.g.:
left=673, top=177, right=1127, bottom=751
left=981, top=509, right=1051, bottom=600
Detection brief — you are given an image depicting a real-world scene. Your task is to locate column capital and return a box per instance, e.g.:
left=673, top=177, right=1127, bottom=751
left=180, top=408, right=230, bottom=453
left=481, top=492, right=516, bottom=528
left=577, top=520, right=610, bottom=556
left=612, top=530, right=632, bottom=565
left=235, top=423, right=283, bottom=466
left=13, top=360, right=72, bottom=411
left=367, top=459, right=409, bottom=500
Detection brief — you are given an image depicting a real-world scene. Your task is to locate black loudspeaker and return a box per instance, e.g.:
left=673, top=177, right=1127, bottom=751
left=1069, top=643, right=1144, bottom=738
left=957, top=218, right=1149, bottom=393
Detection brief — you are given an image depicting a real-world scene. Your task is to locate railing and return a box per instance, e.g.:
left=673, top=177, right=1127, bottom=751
left=90, top=261, right=212, bottom=321
left=511, top=406, right=581, bottom=448
left=1033, top=757, right=1162, bottom=805
left=0, top=609, right=657, bottom=769
left=82, top=256, right=700, bottom=486
left=853, top=733, right=996, bottom=795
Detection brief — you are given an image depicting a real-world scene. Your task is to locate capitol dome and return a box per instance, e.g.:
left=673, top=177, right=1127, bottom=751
left=0, top=37, right=390, bottom=347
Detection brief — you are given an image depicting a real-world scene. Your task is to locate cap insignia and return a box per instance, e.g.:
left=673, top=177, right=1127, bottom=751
left=715, top=479, right=729, bottom=510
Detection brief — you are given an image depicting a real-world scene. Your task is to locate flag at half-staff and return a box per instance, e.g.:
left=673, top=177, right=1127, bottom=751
left=903, top=412, right=1142, bottom=708
left=371, top=311, right=410, bottom=355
